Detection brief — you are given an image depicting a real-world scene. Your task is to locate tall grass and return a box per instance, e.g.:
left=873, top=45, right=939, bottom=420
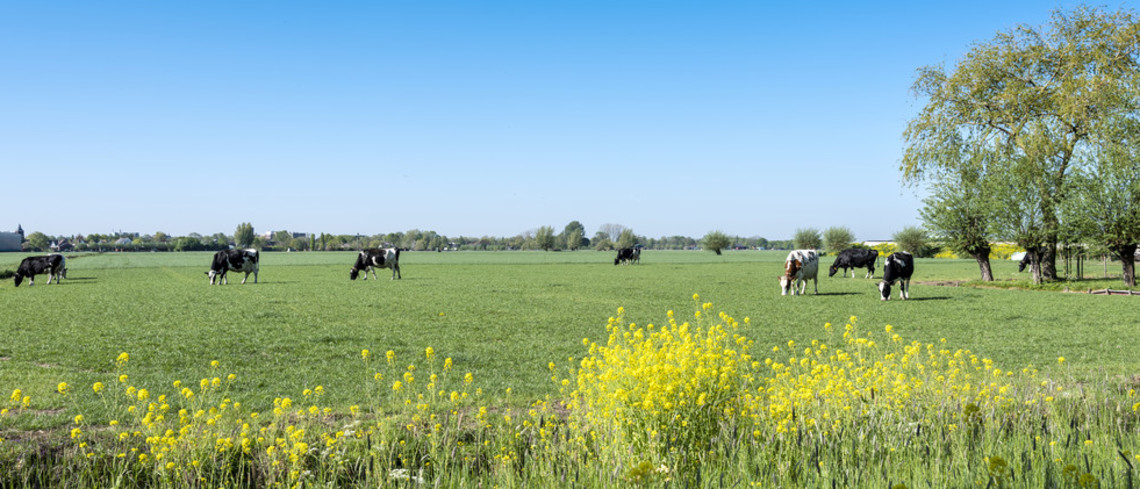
left=1, top=299, right=1137, bottom=487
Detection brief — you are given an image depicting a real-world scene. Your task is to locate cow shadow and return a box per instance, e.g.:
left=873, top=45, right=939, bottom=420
left=815, top=292, right=861, bottom=296
left=904, top=296, right=951, bottom=301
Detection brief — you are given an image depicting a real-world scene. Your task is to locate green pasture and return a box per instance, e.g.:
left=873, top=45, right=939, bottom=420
left=1, top=250, right=1137, bottom=427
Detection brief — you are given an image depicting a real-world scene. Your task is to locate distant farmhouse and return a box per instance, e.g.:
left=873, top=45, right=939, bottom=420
left=0, top=224, right=25, bottom=252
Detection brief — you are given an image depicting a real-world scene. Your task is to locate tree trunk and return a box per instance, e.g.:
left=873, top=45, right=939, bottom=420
left=1112, top=244, right=1138, bottom=287
left=973, top=253, right=994, bottom=281
left=1041, top=242, right=1058, bottom=281
left=1028, top=249, right=1043, bottom=285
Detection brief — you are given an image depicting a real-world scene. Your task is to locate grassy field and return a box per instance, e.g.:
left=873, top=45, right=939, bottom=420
left=3, top=249, right=1140, bottom=487
left=2, top=250, right=1137, bottom=423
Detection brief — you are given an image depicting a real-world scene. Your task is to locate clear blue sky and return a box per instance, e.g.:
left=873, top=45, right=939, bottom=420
left=0, top=1, right=1096, bottom=240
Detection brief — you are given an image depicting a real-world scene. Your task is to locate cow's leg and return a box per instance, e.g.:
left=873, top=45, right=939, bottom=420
left=253, top=269, right=258, bottom=284
left=901, top=279, right=910, bottom=300
left=813, top=276, right=819, bottom=294
left=46, top=271, right=54, bottom=285
left=392, top=263, right=401, bottom=280
left=241, top=271, right=249, bottom=284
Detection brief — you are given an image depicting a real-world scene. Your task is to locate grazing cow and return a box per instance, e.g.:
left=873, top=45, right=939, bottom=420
left=829, top=248, right=879, bottom=278
left=206, top=249, right=259, bottom=285
left=47, top=254, right=67, bottom=282
left=878, top=251, right=914, bottom=301
left=614, top=247, right=640, bottom=266
left=1016, top=247, right=1046, bottom=273
left=350, top=248, right=401, bottom=280
left=779, top=250, right=819, bottom=296
left=13, top=254, right=67, bottom=287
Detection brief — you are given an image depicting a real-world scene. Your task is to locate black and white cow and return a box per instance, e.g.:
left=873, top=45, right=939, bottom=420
left=829, top=248, right=879, bottom=278
left=47, top=254, right=67, bottom=282
left=350, top=248, right=401, bottom=280
left=1016, top=247, right=1044, bottom=273
left=614, top=247, right=640, bottom=266
left=206, top=249, right=259, bottom=285
left=13, top=254, right=67, bottom=287
left=779, top=249, right=819, bottom=296
left=878, top=251, right=914, bottom=301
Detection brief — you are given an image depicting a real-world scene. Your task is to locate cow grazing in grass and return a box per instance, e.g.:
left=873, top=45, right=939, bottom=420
left=614, top=247, right=640, bottom=265
left=829, top=248, right=878, bottom=278
left=207, top=249, right=259, bottom=285
left=779, top=250, right=819, bottom=296
left=350, top=248, right=401, bottom=280
left=1017, top=248, right=1044, bottom=273
left=878, top=251, right=914, bottom=301
left=13, top=254, right=66, bottom=287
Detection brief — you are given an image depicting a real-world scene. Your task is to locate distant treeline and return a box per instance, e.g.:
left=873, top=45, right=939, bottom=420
left=20, top=228, right=794, bottom=253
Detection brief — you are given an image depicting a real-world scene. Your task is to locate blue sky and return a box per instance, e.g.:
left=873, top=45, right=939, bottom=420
left=1, top=1, right=1096, bottom=240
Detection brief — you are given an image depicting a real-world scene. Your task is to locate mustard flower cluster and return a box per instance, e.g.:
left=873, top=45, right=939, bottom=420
left=569, top=296, right=756, bottom=463
left=743, top=317, right=1033, bottom=435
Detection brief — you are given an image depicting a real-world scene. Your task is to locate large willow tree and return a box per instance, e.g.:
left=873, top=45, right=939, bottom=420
left=903, top=6, right=1140, bottom=284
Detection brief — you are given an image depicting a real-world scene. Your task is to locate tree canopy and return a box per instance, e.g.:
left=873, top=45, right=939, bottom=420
left=904, top=5, right=1140, bottom=283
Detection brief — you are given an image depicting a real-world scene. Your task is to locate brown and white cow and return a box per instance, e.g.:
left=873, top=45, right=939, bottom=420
left=779, top=249, right=819, bottom=296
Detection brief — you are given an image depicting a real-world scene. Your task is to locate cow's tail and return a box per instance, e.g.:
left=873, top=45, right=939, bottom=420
left=395, top=248, right=401, bottom=262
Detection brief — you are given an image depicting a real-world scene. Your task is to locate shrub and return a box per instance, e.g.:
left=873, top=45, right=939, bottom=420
left=793, top=228, right=822, bottom=250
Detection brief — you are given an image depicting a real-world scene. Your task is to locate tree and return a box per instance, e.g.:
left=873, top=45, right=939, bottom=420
left=273, top=230, right=292, bottom=246
left=565, top=228, right=584, bottom=251
left=823, top=227, right=855, bottom=254
left=903, top=6, right=1140, bottom=281
left=25, top=232, right=50, bottom=251
left=918, top=144, right=999, bottom=281
left=234, top=223, right=255, bottom=248
left=893, top=226, right=929, bottom=257
left=560, top=221, right=587, bottom=250
left=702, top=231, right=731, bottom=255
left=534, top=226, right=556, bottom=251
left=592, top=231, right=614, bottom=251
left=1065, top=127, right=1140, bottom=286
left=599, top=223, right=627, bottom=242
left=616, top=229, right=637, bottom=249
left=792, top=228, right=822, bottom=250
left=153, top=231, right=168, bottom=243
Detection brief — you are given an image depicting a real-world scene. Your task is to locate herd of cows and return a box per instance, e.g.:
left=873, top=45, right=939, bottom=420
left=776, top=248, right=915, bottom=301
left=12, top=246, right=915, bottom=300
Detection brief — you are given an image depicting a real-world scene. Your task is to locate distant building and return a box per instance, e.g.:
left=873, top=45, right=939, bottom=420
left=51, top=238, right=74, bottom=252
left=0, top=233, right=20, bottom=252
left=0, top=224, right=23, bottom=251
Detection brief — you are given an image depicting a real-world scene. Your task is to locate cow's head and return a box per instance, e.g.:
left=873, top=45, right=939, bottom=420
left=13, top=274, right=23, bottom=287
left=779, top=275, right=792, bottom=295
left=349, top=268, right=360, bottom=280
left=878, top=280, right=892, bottom=301
left=206, top=270, right=218, bottom=284
left=828, top=264, right=839, bottom=277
